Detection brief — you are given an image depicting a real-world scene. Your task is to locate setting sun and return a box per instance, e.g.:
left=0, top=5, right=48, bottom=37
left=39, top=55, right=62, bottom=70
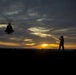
left=42, top=44, right=48, bottom=47
left=41, top=44, right=48, bottom=49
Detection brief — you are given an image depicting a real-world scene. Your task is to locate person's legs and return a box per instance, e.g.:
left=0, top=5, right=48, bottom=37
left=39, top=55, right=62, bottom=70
left=62, top=45, right=64, bottom=51
left=59, top=44, right=61, bottom=51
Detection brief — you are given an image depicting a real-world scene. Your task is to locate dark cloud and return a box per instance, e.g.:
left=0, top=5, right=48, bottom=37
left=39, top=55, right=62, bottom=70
left=0, top=0, right=76, bottom=48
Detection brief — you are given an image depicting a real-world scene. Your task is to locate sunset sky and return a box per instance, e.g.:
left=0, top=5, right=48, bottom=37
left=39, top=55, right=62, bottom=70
left=0, top=0, right=76, bottom=49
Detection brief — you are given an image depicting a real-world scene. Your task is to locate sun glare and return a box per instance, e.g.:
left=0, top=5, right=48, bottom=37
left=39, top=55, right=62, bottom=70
left=41, top=44, right=48, bottom=48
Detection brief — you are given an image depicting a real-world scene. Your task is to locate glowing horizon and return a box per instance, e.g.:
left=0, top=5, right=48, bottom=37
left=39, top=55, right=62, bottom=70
left=0, top=41, right=75, bottom=49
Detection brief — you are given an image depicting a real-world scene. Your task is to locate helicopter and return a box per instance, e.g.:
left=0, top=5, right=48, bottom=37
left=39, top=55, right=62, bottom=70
left=5, top=22, right=14, bottom=34
left=0, top=9, right=14, bottom=34
left=1, top=18, right=14, bottom=34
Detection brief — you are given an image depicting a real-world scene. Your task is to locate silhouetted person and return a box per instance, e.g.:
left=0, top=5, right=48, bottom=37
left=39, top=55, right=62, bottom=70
left=59, top=36, right=64, bottom=51
left=5, top=23, right=14, bottom=34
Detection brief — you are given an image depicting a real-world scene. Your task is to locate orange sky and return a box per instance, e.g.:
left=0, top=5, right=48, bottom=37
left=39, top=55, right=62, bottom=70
left=0, top=41, right=75, bottom=49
